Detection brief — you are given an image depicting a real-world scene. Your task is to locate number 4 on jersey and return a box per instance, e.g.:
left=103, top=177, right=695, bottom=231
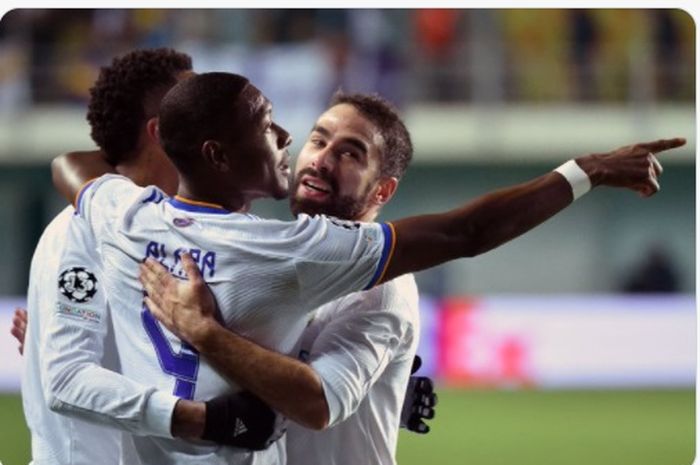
left=141, top=306, right=199, bottom=399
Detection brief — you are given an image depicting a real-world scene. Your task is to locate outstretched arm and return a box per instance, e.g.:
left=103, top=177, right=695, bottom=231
left=140, top=255, right=330, bottom=430
left=381, top=138, right=685, bottom=283
left=51, top=150, right=115, bottom=204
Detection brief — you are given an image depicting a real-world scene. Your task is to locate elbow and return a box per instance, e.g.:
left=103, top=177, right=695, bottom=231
left=44, top=377, right=66, bottom=413
left=458, top=222, right=496, bottom=258
left=449, top=219, right=484, bottom=259
left=50, top=153, right=66, bottom=188
left=43, top=361, right=75, bottom=414
left=301, top=398, right=330, bottom=431
left=51, top=153, right=74, bottom=203
left=291, top=380, right=330, bottom=430
left=457, top=236, right=483, bottom=259
left=47, top=394, right=63, bottom=413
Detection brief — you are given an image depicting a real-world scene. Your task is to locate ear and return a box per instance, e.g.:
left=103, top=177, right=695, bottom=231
left=373, top=177, right=398, bottom=206
left=146, top=117, right=159, bottom=143
left=201, top=140, right=230, bottom=173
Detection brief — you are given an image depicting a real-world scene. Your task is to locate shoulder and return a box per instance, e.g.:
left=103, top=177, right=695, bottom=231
left=323, top=274, right=419, bottom=325
left=75, top=174, right=146, bottom=216
left=30, top=206, right=74, bottom=267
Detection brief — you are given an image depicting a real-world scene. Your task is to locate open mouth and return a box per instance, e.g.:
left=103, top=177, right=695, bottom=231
left=301, top=177, right=331, bottom=194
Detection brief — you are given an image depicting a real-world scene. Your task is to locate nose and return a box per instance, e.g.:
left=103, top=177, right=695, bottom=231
left=312, top=144, right=336, bottom=174
left=273, top=122, right=292, bottom=149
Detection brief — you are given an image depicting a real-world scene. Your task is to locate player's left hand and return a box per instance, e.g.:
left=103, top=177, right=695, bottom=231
left=10, top=307, right=27, bottom=355
left=400, top=355, right=437, bottom=434
left=139, top=253, right=219, bottom=348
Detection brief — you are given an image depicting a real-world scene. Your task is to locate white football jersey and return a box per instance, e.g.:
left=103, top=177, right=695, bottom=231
left=43, top=206, right=180, bottom=443
left=22, top=206, right=121, bottom=465
left=286, top=274, right=420, bottom=465
left=67, top=174, right=395, bottom=464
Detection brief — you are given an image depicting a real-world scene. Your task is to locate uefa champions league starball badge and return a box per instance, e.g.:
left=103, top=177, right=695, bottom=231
left=58, top=266, right=98, bottom=303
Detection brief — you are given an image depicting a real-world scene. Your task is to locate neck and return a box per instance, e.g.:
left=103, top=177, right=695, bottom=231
left=115, top=152, right=147, bottom=186
left=177, top=175, right=249, bottom=213
left=353, top=206, right=379, bottom=223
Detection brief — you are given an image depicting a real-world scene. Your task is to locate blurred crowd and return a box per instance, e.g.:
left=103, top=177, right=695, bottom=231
left=0, top=9, right=694, bottom=113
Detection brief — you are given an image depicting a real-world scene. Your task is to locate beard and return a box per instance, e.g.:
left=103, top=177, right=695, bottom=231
left=289, top=168, right=373, bottom=221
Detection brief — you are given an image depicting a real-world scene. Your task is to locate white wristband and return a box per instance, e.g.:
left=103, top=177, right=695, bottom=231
left=554, top=160, right=591, bottom=200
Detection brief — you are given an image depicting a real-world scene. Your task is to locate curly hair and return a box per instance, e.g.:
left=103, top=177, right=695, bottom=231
left=87, top=48, right=192, bottom=165
left=330, top=92, right=413, bottom=179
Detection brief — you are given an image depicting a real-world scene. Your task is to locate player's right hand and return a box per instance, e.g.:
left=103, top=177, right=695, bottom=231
left=576, top=137, right=685, bottom=197
left=203, top=390, right=286, bottom=450
left=10, top=307, right=27, bottom=355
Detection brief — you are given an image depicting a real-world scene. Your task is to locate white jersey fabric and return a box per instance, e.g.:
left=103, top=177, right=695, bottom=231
left=54, top=174, right=395, bottom=465
left=22, top=206, right=121, bottom=465
left=43, top=205, right=180, bottom=441
left=286, top=274, right=420, bottom=465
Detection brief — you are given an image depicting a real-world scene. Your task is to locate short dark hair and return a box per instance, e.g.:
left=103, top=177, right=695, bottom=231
left=158, top=72, right=250, bottom=171
left=330, top=92, right=413, bottom=179
left=87, top=48, right=192, bottom=165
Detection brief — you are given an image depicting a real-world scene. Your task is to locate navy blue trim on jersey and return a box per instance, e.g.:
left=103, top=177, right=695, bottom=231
left=168, top=197, right=230, bottom=215
left=75, top=179, right=98, bottom=216
left=364, top=222, right=396, bottom=290
left=142, top=189, right=165, bottom=205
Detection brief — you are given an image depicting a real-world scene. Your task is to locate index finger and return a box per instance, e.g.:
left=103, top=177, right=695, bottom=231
left=180, top=253, right=203, bottom=283
left=637, top=137, right=686, bottom=153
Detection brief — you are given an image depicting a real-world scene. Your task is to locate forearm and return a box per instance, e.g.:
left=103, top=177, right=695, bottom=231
left=52, top=150, right=115, bottom=204
left=385, top=171, right=572, bottom=281
left=45, top=358, right=179, bottom=438
left=449, top=171, right=573, bottom=256
left=194, top=322, right=329, bottom=430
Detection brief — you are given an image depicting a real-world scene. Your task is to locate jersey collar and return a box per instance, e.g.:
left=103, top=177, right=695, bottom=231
left=168, top=195, right=230, bottom=214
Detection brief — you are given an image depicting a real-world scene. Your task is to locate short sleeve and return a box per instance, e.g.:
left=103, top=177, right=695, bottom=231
left=290, top=215, right=396, bottom=309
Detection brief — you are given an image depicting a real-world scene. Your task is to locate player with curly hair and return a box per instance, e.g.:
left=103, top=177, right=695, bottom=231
left=20, top=48, right=192, bottom=465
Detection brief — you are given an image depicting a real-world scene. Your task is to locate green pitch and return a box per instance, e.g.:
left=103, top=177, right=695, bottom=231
left=1, top=389, right=694, bottom=465
left=398, top=389, right=695, bottom=465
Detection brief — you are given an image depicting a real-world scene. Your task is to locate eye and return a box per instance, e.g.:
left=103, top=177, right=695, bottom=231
left=341, top=150, right=362, bottom=161
left=309, top=137, right=325, bottom=148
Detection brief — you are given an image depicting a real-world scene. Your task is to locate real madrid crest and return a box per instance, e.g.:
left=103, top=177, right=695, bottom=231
left=58, top=266, right=98, bottom=303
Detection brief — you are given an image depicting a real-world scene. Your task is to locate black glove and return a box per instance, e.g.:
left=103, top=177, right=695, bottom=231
left=400, top=355, right=437, bottom=434
left=203, top=390, right=287, bottom=450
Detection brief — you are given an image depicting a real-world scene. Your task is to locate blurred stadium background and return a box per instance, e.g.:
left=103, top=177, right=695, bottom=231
left=0, top=8, right=695, bottom=465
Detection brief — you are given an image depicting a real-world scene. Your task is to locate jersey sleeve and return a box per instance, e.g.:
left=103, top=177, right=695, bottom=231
left=74, top=174, right=145, bottom=237
left=306, top=287, right=417, bottom=426
left=287, top=215, right=396, bottom=309
left=42, top=212, right=179, bottom=438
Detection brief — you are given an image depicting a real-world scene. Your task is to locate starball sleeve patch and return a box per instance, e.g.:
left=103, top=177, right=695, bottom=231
left=58, top=266, right=98, bottom=304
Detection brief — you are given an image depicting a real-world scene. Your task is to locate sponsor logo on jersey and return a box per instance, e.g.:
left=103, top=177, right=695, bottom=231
left=173, top=217, right=195, bottom=227
left=58, top=266, right=98, bottom=303
left=56, top=302, right=101, bottom=323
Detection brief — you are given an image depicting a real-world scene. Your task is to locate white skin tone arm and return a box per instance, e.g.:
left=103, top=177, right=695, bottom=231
left=140, top=255, right=330, bottom=430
